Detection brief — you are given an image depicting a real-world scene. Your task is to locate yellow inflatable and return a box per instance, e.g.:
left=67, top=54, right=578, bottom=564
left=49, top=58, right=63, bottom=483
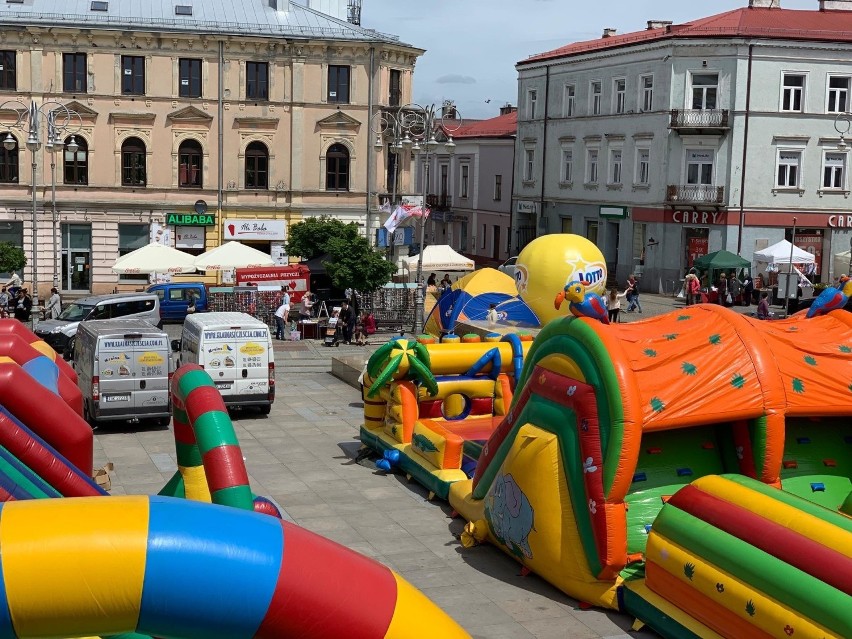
left=515, top=234, right=607, bottom=324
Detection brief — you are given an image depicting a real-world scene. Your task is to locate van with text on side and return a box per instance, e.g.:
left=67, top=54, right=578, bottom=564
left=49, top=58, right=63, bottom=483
left=72, top=319, right=172, bottom=427
left=174, top=312, right=274, bottom=415
left=147, top=282, right=207, bottom=321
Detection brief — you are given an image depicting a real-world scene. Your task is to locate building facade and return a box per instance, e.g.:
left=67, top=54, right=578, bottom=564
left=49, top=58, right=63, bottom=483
left=513, top=0, right=852, bottom=291
left=0, top=0, right=421, bottom=298
left=418, top=107, right=516, bottom=266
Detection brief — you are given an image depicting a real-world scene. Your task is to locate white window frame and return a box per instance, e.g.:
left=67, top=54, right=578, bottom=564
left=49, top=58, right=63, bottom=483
left=685, top=148, right=715, bottom=186
left=635, top=147, right=650, bottom=185
left=822, top=151, right=847, bottom=190
left=523, top=146, right=535, bottom=182
left=640, top=74, right=653, bottom=112
left=590, top=80, right=602, bottom=115
left=460, top=163, right=469, bottom=198
left=560, top=147, right=573, bottom=183
left=563, top=83, right=576, bottom=117
left=775, top=148, right=802, bottom=189
left=826, top=74, right=851, bottom=114
left=609, top=148, right=623, bottom=185
left=586, top=148, right=599, bottom=184
left=613, top=78, right=626, bottom=114
left=780, top=72, right=806, bottom=113
left=527, top=88, right=538, bottom=119
left=689, top=72, right=719, bottom=110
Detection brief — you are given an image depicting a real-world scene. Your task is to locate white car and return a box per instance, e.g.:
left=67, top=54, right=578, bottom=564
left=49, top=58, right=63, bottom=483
left=498, top=256, right=519, bottom=281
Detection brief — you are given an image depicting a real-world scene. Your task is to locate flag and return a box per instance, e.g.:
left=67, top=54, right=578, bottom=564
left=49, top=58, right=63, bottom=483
left=379, top=199, right=392, bottom=214
left=408, top=205, right=431, bottom=219
left=383, top=205, right=414, bottom=234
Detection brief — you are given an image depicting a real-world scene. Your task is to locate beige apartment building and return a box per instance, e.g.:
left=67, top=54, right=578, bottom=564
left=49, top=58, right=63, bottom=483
left=0, top=0, right=421, bottom=297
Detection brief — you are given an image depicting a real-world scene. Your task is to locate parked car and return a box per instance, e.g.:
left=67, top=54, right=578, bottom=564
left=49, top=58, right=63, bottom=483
left=498, top=256, right=520, bottom=282
left=174, top=312, right=274, bottom=415
left=147, top=282, right=207, bottom=321
left=35, top=292, right=161, bottom=354
left=72, top=319, right=172, bottom=427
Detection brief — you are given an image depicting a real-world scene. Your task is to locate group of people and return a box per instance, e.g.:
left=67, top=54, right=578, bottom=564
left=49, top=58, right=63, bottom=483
left=0, top=285, right=62, bottom=323
left=273, top=287, right=376, bottom=345
left=684, top=270, right=757, bottom=309
left=426, top=273, right=454, bottom=295
left=603, top=274, right=641, bottom=323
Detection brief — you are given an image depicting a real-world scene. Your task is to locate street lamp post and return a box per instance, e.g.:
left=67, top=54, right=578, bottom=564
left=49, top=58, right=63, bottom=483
left=1, top=100, right=80, bottom=311
left=372, top=103, right=462, bottom=335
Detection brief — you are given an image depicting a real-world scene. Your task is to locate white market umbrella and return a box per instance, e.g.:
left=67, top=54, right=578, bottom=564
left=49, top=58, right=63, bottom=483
left=193, top=241, right=275, bottom=271
left=753, top=239, right=815, bottom=265
left=111, top=242, right=197, bottom=275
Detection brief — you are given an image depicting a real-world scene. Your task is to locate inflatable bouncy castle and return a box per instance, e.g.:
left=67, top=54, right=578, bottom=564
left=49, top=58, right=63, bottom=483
left=362, top=306, right=852, bottom=639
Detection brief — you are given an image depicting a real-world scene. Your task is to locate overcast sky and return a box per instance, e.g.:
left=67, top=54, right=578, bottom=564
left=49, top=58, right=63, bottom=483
left=361, top=0, right=814, bottom=119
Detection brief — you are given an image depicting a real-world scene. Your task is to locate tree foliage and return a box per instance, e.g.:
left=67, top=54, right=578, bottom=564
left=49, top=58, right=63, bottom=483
left=0, top=242, right=26, bottom=275
left=285, top=216, right=395, bottom=293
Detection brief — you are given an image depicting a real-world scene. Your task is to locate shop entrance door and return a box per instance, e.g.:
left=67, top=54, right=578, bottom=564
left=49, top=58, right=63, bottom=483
left=61, top=224, right=92, bottom=292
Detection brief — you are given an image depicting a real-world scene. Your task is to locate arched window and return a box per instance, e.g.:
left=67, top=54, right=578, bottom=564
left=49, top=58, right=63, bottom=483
left=121, top=137, right=146, bottom=186
left=325, top=143, right=349, bottom=191
left=63, top=136, right=88, bottom=185
left=0, top=132, right=18, bottom=184
left=245, top=141, right=268, bottom=189
left=178, top=139, right=202, bottom=188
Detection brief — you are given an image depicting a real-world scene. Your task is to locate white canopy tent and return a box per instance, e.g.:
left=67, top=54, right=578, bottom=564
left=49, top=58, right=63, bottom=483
left=753, top=239, right=815, bottom=266
left=193, top=241, right=275, bottom=271
left=111, top=243, right=197, bottom=275
left=403, top=245, right=475, bottom=273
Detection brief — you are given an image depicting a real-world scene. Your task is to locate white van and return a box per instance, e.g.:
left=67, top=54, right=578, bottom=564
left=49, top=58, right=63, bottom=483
left=176, top=312, right=274, bottom=414
left=72, top=320, right=172, bottom=427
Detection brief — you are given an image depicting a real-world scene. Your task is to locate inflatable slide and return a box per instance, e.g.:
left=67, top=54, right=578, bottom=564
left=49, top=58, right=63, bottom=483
left=362, top=305, right=852, bottom=638
left=0, top=321, right=470, bottom=639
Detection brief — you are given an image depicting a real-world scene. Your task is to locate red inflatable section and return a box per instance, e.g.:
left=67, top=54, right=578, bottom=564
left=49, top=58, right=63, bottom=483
left=0, top=320, right=78, bottom=384
left=0, top=364, right=93, bottom=474
left=0, top=335, right=83, bottom=417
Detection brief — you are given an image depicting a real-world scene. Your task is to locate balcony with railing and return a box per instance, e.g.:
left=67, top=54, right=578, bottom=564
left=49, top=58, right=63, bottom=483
left=669, top=109, right=730, bottom=134
left=666, top=184, right=725, bottom=206
left=426, top=193, right=451, bottom=210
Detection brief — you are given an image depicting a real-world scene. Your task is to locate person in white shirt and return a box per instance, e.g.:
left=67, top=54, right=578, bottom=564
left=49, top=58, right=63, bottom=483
left=45, top=287, right=62, bottom=319
left=486, top=303, right=499, bottom=328
left=606, top=288, right=627, bottom=323
left=274, top=303, right=287, bottom=340
left=279, top=288, right=291, bottom=327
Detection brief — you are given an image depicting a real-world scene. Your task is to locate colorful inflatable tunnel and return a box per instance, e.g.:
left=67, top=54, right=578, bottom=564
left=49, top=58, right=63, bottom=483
left=364, top=306, right=851, bottom=637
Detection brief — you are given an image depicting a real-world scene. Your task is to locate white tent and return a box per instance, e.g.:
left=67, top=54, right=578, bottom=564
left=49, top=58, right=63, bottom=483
left=753, top=239, right=815, bottom=265
left=111, top=243, right=197, bottom=275
left=193, top=241, right=275, bottom=271
left=403, top=245, right=475, bottom=272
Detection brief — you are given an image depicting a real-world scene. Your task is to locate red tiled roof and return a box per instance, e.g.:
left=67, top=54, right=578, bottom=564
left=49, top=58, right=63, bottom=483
left=451, top=111, right=517, bottom=138
left=520, top=7, right=852, bottom=66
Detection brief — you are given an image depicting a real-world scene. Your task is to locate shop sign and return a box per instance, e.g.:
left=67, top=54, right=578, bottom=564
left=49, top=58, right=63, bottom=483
left=223, top=219, right=286, bottom=240
left=687, top=236, right=709, bottom=267
left=516, top=200, right=537, bottom=215
left=270, top=241, right=287, bottom=265
left=794, top=232, right=822, bottom=274
left=166, top=213, right=216, bottom=226
left=176, top=226, right=205, bottom=250
left=827, top=214, right=852, bottom=228
left=670, top=210, right=727, bottom=225
left=600, top=206, right=628, bottom=219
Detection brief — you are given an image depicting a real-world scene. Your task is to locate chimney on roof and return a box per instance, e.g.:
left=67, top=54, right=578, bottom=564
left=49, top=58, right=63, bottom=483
left=748, top=0, right=780, bottom=7
left=820, top=0, right=852, bottom=9
left=268, top=0, right=289, bottom=10
left=500, top=104, right=517, bottom=116
left=602, top=28, right=617, bottom=38
left=647, top=20, right=672, bottom=30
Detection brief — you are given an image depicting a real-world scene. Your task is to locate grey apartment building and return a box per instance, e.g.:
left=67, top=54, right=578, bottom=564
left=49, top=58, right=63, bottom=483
left=513, top=0, right=852, bottom=290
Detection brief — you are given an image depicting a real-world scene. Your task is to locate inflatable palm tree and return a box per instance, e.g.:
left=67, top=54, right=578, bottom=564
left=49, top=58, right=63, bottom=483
left=366, top=338, right=438, bottom=398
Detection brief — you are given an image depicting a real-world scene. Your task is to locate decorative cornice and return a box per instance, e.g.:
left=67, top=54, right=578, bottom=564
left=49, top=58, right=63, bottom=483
left=166, top=106, right=213, bottom=124
left=108, top=112, right=156, bottom=124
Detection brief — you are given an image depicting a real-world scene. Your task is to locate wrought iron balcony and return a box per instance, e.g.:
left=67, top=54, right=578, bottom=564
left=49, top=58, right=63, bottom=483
left=669, top=109, right=730, bottom=134
left=666, top=184, right=725, bottom=205
left=426, top=194, right=451, bottom=210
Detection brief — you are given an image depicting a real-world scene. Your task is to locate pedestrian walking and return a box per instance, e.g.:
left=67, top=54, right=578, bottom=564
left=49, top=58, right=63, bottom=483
left=45, top=287, right=62, bottom=319
left=625, top=274, right=642, bottom=313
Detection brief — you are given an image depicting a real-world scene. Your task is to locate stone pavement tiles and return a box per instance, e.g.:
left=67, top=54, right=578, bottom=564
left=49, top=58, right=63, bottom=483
left=93, top=370, right=659, bottom=638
